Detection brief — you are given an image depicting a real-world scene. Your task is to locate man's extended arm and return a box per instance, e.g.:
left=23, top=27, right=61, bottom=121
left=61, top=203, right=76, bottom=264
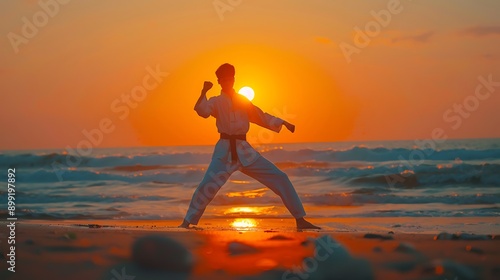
left=194, top=81, right=214, bottom=118
left=248, top=103, right=295, bottom=133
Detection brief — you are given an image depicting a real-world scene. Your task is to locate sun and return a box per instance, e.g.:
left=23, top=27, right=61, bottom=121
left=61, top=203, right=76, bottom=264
left=238, top=86, right=255, bottom=101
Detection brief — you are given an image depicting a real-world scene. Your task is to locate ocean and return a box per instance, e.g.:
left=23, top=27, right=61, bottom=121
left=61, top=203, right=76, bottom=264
left=1, top=138, right=499, bottom=222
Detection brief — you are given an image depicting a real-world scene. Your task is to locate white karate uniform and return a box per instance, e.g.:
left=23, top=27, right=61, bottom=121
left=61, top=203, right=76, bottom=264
left=184, top=90, right=306, bottom=224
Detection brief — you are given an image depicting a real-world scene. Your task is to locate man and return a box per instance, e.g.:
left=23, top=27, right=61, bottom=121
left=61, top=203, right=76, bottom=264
left=179, top=63, right=320, bottom=230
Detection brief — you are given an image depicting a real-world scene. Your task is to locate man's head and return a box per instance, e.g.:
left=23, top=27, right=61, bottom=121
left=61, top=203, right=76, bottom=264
left=216, top=63, right=235, bottom=91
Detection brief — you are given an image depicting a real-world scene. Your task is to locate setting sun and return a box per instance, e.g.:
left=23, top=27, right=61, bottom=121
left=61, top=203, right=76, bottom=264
left=238, top=86, right=255, bottom=101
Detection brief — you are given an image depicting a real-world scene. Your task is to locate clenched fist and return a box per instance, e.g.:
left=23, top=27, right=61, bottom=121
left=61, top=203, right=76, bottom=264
left=202, top=81, right=213, bottom=93
left=283, top=121, right=295, bottom=133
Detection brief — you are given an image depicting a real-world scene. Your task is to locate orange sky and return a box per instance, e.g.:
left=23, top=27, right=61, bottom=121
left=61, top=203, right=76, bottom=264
left=1, top=0, right=499, bottom=150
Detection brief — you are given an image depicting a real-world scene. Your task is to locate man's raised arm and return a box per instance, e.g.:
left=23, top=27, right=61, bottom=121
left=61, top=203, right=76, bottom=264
left=194, top=81, right=214, bottom=118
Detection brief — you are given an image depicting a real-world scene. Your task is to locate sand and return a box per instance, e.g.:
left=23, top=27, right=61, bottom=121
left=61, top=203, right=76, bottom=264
left=0, top=217, right=499, bottom=280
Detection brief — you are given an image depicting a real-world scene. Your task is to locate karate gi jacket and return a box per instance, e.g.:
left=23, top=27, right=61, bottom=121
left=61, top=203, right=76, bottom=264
left=194, top=90, right=284, bottom=166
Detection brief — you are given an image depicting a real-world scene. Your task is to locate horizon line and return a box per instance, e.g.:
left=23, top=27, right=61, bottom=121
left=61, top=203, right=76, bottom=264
left=1, top=136, right=499, bottom=153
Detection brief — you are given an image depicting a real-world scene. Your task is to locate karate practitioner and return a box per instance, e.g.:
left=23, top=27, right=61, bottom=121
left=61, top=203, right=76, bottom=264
left=179, top=63, right=320, bottom=230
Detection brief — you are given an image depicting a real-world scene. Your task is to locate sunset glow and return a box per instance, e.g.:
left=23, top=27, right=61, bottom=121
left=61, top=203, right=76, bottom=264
left=1, top=1, right=499, bottom=150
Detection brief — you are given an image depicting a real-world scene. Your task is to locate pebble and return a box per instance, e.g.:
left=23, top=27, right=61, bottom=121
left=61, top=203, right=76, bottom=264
left=228, top=241, right=259, bottom=256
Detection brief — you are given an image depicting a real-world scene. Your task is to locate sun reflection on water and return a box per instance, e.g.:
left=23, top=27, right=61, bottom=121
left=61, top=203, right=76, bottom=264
left=230, top=218, right=258, bottom=231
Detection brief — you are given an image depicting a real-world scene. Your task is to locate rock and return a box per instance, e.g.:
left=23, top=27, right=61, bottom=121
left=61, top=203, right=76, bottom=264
left=132, top=235, right=193, bottom=272
left=363, top=233, right=393, bottom=240
left=388, top=231, right=395, bottom=234
left=307, top=235, right=374, bottom=280
left=314, top=235, right=350, bottom=261
left=422, top=259, right=477, bottom=280
left=459, top=233, right=491, bottom=240
left=372, top=246, right=382, bottom=252
left=434, top=232, right=457, bottom=240
left=434, top=232, right=492, bottom=240
left=228, top=241, right=259, bottom=256
left=394, top=242, right=417, bottom=254
left=465, top=245, right=483, bottom=254
left=268, top=235, right=293, bottom=241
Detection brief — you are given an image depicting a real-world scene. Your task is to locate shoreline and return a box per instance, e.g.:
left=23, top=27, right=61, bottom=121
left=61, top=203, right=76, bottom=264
left=14, top=216, right=500, bottom=234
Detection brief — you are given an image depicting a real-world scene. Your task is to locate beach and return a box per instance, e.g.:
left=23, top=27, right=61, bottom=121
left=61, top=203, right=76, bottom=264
left=1, top=217, right=498, bottom=280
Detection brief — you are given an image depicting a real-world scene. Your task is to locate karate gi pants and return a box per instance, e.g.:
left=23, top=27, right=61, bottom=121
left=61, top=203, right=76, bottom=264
left=184, top=156, right=306, bottom=225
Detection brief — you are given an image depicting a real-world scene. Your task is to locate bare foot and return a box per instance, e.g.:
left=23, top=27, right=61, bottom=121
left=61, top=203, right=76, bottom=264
left=178, top=219, right=190, bottom=228
left=296, top=218, right=321, bottom=230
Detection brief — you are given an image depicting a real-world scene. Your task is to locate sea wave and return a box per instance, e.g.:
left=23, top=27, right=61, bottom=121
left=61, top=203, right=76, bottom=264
left=2, top=147, right=500, bottom=169
left=14, top=161, right=500, bottom=188
left=2, top=142, right=498, bottom=220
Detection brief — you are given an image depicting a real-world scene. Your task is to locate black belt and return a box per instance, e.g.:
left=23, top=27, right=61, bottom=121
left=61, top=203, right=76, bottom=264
left=220, top=133, right=246, bottom=162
